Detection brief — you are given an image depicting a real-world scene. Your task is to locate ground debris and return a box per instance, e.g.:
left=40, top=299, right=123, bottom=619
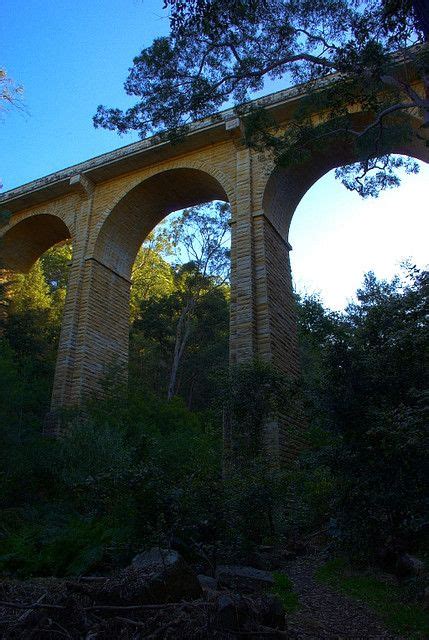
left=0, top=572, right=286, bottom=639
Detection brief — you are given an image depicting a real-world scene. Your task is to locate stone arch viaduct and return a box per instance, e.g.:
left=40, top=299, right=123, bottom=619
left=1, top=79, right=427, bottom=463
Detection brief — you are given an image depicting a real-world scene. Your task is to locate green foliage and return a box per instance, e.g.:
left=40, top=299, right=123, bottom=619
left=131, top=202, right=231, bottom=405
left=325, top=267, right=429, bottom=560
left=131, top=281, right=229, bottom=406
left=272, top=572, right=300, bottom=614
left=94, top=1, right=428, bottom=196
left=223, top=460, right=291, bottom=547
left=335, top=154, right=420, bottom=198
left=293, top=266, right=429, bottom=564
left=8, top=261, right=51, bottom=314
left=222, top=360, right=296, bottom=459
left=94, top=1, right=426, bottom=137
left=0, top=381, right=222, bottom=577
left=168, top=202, right=230, bottom=281
left=316, top=559, right=429, bottom=638
left=0, top=517, right=118, bottom=578
left=39, top=242, right=72, bottom=292
left=130, top=232, right=174, bottom=321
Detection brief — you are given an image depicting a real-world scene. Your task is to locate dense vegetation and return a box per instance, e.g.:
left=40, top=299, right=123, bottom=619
left=0, top=201, right=427, bottom=585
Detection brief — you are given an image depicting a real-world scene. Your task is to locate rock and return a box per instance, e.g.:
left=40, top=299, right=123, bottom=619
left=291, top=541, right=307, bottom=556
left=281, top=549, right=297, bottom=562
left=216, top=564, right=274, bottom=593
left=216, top=593, right=249, bottom=630
left=249, top=545, right=296, bottom=570
left=132, top=548, right=202, bottom=601
left=131, top=547, right=177, bottom=570
left=169, top=535, right=195, bottom=562
left=197, top=574, right=218, bottom=591
left=97, top=548, right=202, bottom=604
left=396, top=554, right=424, bottom=578
left=259, top=593, right=286, bottom=630
left=248, top=548, right=283, bottom=571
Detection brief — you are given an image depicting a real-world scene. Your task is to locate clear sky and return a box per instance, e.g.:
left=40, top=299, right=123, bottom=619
left=1, top=0, right=428, bottom=309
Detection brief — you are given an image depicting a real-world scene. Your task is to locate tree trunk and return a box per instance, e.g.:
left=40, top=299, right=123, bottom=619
left=187, top=376, right=196, bottom=410
left=167, top=298, right=195, bottom=400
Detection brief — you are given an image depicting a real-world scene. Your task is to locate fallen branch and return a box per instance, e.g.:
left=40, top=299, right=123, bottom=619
left=0, top=600, right=65, bottom=611
left=115, top=616, right=147, bottom=627
left=84, top=600, right=214, bottom=612
left=223, top=629, right=288, bottom=637
left=77, top=575, right=108, bottom=582
left=0, top=598, right=215, bottom=613
left=18, top=592, right=47, bottom=622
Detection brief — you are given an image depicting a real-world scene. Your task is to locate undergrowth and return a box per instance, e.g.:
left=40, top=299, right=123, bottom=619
left=316, top=559, right=429, bottom=639
left=272, top=572, right=300, bottom=614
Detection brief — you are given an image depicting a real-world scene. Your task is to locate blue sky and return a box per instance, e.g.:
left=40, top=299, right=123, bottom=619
left=1, top=0, right=167, bottom=188
left=1, top=0, right=428, bottom=308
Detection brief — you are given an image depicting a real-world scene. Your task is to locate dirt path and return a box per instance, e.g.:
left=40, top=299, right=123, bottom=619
left=284, top=556, right=403, bottom=640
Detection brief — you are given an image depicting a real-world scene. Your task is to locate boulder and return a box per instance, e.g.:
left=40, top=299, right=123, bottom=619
left=396, top=554, right=424, bottom=578
left=248, top=546, right=294, bottom=571
left=95, top=548, right=202, bottom=605
left=216, top=564, right=274, bottom=593
left=215, top=593, right=250, bottom=630
left=131, top=548, right=203, bottom=601
left=259, top=593, right=286, bottom=630
left=197, top=574, right=218, bottom=591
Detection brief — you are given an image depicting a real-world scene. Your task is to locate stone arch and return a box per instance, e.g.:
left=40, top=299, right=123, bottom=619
left=0, top=213, right=72, bottom=272
left=250, top=120, right=429, bottom=463
left=96, top=160, right=235, bottom=223
left=92, top=166, right=230, bottom=280
left=261, top=118, right=429, bottom=241
left=61, top=166, right=232, bottom=405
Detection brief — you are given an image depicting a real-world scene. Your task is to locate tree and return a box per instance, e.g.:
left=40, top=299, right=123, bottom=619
left=130, top=230, right=174, bottom=321
left=1, top=244, right=74, bottom=393
left=132, top=275, right=229, bottom=407
left=40, top=243, right=72, bottom=294
left=307, top=266, right=428, bottom=561
left=164, top=202, right=230, bottom=400
left=131, top=201, right=230, bottom=402
left=0, top=67, right=23, bottom=114
left=94, top=1, right=428, bottom=196
left=292, top=267, right=429, bottom=562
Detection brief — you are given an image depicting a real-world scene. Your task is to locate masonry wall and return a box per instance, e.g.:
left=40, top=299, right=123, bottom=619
left=1, top=135, right=308, bottom=462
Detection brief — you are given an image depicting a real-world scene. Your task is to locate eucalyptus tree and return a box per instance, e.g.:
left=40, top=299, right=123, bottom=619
left=94, top=0, right=428, bottom=196
left=131, top=202, right=230, bottom=402
left=164, top=201, right=230, bottom=400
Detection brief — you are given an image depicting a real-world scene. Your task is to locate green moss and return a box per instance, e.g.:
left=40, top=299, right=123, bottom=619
left=272, top=572, right=300, bottom=614
left=316, top=559, right=429, bottom=639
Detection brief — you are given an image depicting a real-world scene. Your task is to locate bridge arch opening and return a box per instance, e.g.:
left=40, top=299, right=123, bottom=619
left=259, top=122, right=428, bottom=355
left=262, top=133, right=429, bottom=246
left=82, top=167, right=231, bottom=404
left=260, top=133, right=428, bottom=321
left=0, top=214, right=73, bottom=420
left=0, top=214, right=71, bottom=273
left=288, top=157, right=429, bottom=309
left=94, top=167, right=230, bottom=281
